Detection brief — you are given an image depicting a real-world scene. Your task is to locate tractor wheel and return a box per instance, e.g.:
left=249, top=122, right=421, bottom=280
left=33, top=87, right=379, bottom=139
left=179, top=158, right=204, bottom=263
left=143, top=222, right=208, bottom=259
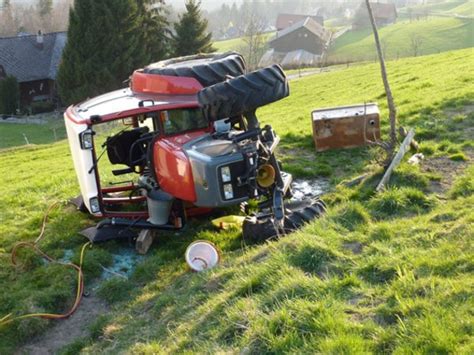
left=242, top=199, right=326, bottom=243
left=143, top=52, right=246, bottom=87
left=197, top=65, right=289, bottom=122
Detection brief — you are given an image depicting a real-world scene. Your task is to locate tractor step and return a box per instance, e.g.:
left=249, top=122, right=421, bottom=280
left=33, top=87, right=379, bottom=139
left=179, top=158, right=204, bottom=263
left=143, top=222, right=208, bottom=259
left=79, top=225, right=137, bottom=243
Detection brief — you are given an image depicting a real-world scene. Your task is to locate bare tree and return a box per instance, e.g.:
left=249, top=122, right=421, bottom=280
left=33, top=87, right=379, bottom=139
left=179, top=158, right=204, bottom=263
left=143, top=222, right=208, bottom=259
left=238, top=12, right=268, bottom=70
left=365, top=0, right=398, bottom=159
left=0, top=1, right=16, bottom=36
left=0, top=0, right=72, bottom=36
left=409, top=33, right=423, bottom=57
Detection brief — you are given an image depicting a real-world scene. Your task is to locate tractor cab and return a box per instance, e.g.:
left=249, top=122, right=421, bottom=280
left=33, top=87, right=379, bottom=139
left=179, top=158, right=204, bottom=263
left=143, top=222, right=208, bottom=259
left=65, top=52, right=325, bottom=248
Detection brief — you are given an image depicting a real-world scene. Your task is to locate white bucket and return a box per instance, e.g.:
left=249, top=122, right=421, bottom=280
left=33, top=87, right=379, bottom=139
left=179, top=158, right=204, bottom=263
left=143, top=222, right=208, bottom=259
left=185, top=240, right=220, bottom=272
left=147, top=189, right=173, bottom=225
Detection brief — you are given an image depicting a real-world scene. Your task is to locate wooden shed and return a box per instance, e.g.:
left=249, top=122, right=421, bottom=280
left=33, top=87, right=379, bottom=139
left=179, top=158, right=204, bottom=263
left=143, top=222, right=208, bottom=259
left=276, top=13, right=324, bottom=31
left=0, top=31, right=67, bottom=106
left=259, top=17, right=330, bottom=68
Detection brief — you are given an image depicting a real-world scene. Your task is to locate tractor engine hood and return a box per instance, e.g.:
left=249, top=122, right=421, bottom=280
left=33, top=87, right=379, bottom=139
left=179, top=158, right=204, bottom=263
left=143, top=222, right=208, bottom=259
left=184, top=134, right=252, bottom=207
left=153, top=132, right=252, bottom=207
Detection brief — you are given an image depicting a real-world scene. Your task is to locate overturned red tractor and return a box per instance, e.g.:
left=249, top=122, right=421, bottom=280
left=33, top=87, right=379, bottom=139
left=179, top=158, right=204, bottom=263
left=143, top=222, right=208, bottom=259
left=65, top=52, right=325, bottom=249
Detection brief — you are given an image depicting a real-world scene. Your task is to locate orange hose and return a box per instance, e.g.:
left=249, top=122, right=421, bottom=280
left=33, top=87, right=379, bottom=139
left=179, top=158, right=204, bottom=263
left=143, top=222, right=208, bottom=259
left=0, top=202, right=91, bottom=327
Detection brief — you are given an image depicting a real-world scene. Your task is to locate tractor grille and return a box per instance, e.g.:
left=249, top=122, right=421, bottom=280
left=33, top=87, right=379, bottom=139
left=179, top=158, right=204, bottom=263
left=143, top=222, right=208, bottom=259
left=218, top=160, right=249, bottom=201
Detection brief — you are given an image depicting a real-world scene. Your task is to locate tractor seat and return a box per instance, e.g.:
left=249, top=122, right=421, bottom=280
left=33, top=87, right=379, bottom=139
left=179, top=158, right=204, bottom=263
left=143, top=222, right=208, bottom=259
left=106, top=127, right=150, bottom=174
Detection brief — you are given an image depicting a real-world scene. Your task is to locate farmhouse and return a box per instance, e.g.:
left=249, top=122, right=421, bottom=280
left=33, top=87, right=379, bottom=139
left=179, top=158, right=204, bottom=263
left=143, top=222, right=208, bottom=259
left=353, top=2, right=397, bottom=29
left=0, top=31, right=66, bottom=106
left=276, top=13, right=324, bottom=30
left=259, top=17, right=330, bottom=68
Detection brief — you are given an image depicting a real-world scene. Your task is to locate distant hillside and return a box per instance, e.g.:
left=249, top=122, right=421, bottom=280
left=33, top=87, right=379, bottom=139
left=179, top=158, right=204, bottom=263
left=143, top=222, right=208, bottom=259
left=329, top=17, right=473, bottom=63
left=214, top=31, right=275, bottom=53
left=448, top=0, right=474, bottom=16
left=398, top=0, right=474, bottom=17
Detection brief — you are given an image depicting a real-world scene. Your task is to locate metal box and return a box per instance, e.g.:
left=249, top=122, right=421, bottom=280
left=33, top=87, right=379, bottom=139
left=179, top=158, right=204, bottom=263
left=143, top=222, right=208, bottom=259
left=311, top=103, right=381, bottom=152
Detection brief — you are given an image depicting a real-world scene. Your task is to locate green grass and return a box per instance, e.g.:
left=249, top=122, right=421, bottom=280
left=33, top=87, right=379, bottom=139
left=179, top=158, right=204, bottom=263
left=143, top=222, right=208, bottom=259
left=0, top=48, right=473, bottom=353
left=399, top=0, right=472, bottom=15
left=329, top=17, right=473, bottom=63
left=397, top=0, right=474, bottom=17
left=449, top=0, right=474, bottom=16
left=214, top=32, right=275, bottom=53
left=0, top=120, right=66, bottom=149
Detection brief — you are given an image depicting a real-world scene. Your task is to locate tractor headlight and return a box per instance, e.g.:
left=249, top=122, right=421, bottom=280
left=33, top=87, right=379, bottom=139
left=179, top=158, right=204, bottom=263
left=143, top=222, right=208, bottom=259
left=79, top=129, right=94, bottom=150
left=89, top=197, right=100, bottom=213
left=223, top=184, right=234, bottom=200
left=221, top=166, right=231, bottom=183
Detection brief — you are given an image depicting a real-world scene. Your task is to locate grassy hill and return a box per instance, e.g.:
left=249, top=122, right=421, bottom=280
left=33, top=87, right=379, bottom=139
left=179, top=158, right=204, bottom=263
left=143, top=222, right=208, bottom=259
left=0, top=48, right=473, bottom=353
left=214, top=32, right=275, bottom=53
left=0, top=120, right=66, bottom=149
left=397, top=0, right=474, bottom=17
left=329, top=17, right=473, bottom=63
left=449, top=0, right=474, bottom=16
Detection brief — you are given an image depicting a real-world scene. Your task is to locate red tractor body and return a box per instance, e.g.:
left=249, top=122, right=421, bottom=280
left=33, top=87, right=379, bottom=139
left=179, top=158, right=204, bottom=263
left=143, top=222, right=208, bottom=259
left=65, top=53, right=325, bottom=245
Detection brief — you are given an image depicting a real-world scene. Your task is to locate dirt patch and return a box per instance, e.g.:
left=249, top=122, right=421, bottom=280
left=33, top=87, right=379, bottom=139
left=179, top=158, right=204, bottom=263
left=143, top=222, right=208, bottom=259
left=17, top=285, right=108, bottom=354
left=422, top=152, right=472, bottom=194
left=343, top=241, right=364, bottom=255
left=278, top=147, right=315, bottom=161
left=204, top=278, right=222, bottom=292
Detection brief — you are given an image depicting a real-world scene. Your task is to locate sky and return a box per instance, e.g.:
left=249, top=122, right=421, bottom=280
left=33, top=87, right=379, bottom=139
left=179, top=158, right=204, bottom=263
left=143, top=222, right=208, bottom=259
left=9, top=0, right=244, bottom=11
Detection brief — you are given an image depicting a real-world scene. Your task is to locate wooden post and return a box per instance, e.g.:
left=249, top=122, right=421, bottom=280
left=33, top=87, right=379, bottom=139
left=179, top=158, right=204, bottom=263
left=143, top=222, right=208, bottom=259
left=376, top=129, right=415, bottom=192
left=365, top=0, right=398, bottom=157
left=136, top=229, right=155, bottom=254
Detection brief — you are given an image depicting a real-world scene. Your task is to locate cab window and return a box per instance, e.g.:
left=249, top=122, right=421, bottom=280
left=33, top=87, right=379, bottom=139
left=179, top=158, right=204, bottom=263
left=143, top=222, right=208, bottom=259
left=161, top=109, right=208, bottom=135
left=137, top=112, right=159, bottom=133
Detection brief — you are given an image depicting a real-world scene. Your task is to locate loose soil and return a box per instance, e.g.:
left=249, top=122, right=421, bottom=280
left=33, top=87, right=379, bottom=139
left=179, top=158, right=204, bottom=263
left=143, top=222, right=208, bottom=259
left=422, top=151, right=472, bottom=194
left=17, top=286, right=108, bottom=355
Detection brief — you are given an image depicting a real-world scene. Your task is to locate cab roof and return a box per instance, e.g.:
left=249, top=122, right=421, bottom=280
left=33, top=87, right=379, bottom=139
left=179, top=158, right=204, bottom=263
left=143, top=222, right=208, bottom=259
left=67, top=87, right=199, bottom=125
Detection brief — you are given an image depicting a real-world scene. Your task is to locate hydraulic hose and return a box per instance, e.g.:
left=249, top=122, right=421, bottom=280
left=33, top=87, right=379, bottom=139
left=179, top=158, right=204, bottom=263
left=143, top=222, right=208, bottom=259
left=0, top=202, right=91, bottom=327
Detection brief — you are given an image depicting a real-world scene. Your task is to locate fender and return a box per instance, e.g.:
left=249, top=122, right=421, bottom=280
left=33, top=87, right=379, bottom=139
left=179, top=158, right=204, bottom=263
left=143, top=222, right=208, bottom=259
left=153, top=130, right=209, bottom=202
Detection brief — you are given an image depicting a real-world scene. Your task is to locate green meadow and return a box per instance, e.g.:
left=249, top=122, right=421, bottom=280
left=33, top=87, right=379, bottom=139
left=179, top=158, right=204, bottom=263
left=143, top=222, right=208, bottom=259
left=329, top=17, right=473, bottom=63
left=0, top=48, right=473, bottom=353
left=214, top=31, right=275, bottom=53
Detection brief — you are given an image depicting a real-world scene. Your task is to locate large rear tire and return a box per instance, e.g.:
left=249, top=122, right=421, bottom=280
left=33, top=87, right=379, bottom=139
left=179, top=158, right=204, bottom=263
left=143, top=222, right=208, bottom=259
left=242, top=199, right=326, bottom=243
left=143, top=52, right=246, bottom=87
left=197, top=65, right=289, bottom=122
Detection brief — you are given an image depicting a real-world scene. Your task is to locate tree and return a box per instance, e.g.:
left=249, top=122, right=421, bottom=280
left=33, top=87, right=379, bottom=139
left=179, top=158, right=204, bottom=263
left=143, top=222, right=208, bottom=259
left=137, top=0, right=171, bottom=63
left=0, top=75, right=19, bottom=115
left=172, top=0, right=215, bottom=56
left=0, top=0, right=15, bottom=36
left=57, top=0, right=145, bottom=105
left=409, top=33, right=423, bottom=57
left=238, top=12, right=267, bottom=70
left=38, top=0, right=52, bottom=18
left=365, top=0, right=397, bottom=160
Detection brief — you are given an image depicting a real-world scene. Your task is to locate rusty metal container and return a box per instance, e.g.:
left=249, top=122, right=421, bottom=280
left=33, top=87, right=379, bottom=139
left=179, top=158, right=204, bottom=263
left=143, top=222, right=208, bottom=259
left=311, top=103, right=381, bottom=152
